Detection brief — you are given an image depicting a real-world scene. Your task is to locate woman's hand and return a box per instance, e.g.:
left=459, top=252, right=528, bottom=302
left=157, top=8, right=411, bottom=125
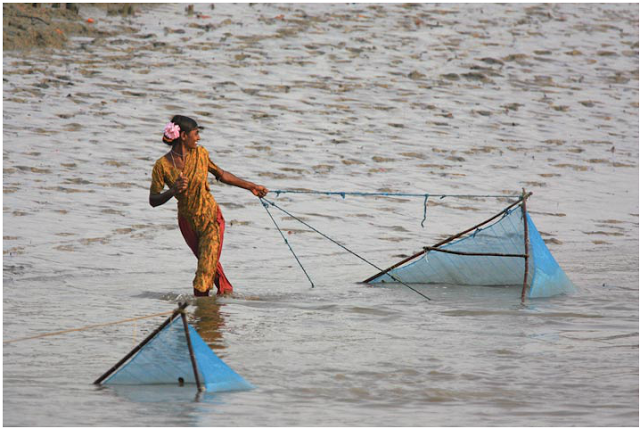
left=149, top=173, right=188, bottom=207
left=251, top=185, right=269, bottom=198
left=172, top=172, right=189, bottom=195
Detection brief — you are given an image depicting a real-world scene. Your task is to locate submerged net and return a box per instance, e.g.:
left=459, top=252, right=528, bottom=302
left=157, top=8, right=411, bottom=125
left=525, top=212, right=576, bottom=298
left=103, top=316, right=253, bottom=392
left=370, top=205, right=575, bottom=298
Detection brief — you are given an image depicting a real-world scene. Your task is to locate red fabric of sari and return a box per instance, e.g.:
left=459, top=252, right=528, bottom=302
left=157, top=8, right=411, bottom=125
left=178, top=203, right=233, bottom=296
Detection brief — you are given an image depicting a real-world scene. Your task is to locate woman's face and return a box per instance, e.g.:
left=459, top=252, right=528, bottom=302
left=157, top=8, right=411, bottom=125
left=182, top=129, right=200, bottom=149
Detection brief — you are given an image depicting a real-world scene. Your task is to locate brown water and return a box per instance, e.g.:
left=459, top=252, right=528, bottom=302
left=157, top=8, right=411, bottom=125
left=3, top=3, right=638, bottom=426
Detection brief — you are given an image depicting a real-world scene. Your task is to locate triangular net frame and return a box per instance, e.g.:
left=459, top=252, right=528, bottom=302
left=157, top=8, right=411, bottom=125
left=95, top=304, right=253, bottom=393
left=368, top=198, right=576, bottom=299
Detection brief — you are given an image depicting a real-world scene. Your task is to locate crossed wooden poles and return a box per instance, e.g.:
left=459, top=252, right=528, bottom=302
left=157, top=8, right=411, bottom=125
left=93, top=302, right=205, bottom=392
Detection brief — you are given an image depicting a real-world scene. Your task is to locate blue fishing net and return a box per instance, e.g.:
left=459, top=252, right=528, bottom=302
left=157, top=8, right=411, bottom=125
left=371, top=206, right=575, bottom=298
left=103, top=317, right=253, bottom=392
left=525, top=213, right=576, bottom=298
left=187, top=323, right=254, bottom=392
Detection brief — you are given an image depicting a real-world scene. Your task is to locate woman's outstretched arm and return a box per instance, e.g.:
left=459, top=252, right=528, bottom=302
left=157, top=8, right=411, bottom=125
left=218, top=169, right=268, bottom=197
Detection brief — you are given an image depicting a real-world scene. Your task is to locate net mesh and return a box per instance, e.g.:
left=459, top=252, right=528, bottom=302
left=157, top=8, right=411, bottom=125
left=187, top=323, right=254, bottom=392
left=104, top=316, right=253, bottom=392
left=371, top=206, right=575, bottom=298
left=526, top=213, right=576, bottom=298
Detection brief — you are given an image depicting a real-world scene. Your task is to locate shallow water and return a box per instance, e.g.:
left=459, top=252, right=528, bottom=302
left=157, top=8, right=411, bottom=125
left=3, top=3, right=638, bottom=426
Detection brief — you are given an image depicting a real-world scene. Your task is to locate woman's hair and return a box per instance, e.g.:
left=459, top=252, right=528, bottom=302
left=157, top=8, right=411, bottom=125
left=162, top=115, right=199, bottom=145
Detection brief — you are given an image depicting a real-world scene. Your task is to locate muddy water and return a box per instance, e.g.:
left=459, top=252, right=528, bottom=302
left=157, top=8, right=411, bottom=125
left=3, top=3, right=638, bottom=426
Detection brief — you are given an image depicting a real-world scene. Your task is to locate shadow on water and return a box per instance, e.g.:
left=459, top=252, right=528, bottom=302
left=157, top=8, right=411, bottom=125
left=129, top=291, right=231, bottom=352
left=191, top=297, right=227, bottom=352
left=98, top=384, right=218, bottom=404
left=98, top=384, right=205, bottom=404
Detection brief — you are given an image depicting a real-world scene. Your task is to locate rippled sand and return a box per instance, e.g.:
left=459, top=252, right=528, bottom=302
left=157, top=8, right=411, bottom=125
left=3, top=3, right=638, bottom=426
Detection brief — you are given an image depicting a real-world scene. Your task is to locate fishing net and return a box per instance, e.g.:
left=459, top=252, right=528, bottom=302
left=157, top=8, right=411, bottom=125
left=370, top=205, right=576, bottom=298
left=103, top=316, right=253, bottom=392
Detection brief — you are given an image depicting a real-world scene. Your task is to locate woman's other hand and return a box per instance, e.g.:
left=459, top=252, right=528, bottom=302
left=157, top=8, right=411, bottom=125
left=173, top=172, right=189, bottom=195
left=251, top=185, right=269, bottom=198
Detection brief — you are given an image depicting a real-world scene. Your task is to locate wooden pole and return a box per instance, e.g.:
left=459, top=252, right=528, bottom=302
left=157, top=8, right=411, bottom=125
left=422, top=247, right=526, bottom=258
left=520, top=189, right=530, bottom=303
left=364, top=193, right=532, bottom=283
left=93, top=302, right=188, bottom=385
left=181, top=312, right=204, bottom=392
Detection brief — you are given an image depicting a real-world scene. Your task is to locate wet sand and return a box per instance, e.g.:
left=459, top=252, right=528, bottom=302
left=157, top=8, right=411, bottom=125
left=3, top=3, right=143, bottom=51
left=3, top=3, right=638, bottom=426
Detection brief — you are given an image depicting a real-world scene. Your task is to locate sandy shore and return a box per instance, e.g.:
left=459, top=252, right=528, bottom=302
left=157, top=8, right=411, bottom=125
left=3, top=3, right=141, bottom=51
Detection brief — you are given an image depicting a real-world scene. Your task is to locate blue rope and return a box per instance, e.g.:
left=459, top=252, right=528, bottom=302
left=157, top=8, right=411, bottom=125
left=260, top=199, right=315, bottom=288
left=272, top=189, right=517, bottom=199
left=260, top=198, right=431, bottom=301
left=273, top=190, right=517, bottom=228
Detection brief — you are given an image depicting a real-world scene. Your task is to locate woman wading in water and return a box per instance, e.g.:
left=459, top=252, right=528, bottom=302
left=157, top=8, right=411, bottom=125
left=149, top=115, right=268, bottom=296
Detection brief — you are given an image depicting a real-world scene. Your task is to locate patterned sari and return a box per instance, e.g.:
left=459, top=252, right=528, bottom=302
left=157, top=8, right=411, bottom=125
left=150, top=146, right=233, bottom=295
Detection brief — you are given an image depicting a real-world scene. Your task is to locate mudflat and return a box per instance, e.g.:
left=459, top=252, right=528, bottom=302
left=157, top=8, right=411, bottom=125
left=3, top=3, right=139, bottom=51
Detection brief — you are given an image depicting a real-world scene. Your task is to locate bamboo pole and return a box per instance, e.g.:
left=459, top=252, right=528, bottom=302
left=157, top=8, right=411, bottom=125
left=520, top=189, right=531, bottom=303
left=363, top=193, right=532, bottom=283
left=93, top=302, right=188, bottom=385
left=422, top=247, right=526, bottom=258
left=181, top=312, right=204, bottom=392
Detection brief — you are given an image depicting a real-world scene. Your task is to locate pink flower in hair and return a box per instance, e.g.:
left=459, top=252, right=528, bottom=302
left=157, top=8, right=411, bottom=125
left=163, top=122, right=181, bottom=140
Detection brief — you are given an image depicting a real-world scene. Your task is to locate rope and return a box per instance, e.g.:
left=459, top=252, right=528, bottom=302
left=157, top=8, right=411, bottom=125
left=421, top=195, right=429, bottom=228
left=272, top=189, right=517, bottom=199
left=260, top=198, right=431, bottom=301
left=260, top=199, right=315, bottom=288
left=272, top=189, right=518, bottom=228
left=3, top=310, right=176, bottom=344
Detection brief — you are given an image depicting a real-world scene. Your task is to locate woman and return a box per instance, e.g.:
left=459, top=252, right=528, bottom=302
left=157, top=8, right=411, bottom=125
left=149, top=115, right=268, bottom=296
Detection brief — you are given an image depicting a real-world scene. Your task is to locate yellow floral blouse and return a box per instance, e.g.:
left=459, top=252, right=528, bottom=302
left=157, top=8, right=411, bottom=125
left=150, top=146, right=223, bottom=220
